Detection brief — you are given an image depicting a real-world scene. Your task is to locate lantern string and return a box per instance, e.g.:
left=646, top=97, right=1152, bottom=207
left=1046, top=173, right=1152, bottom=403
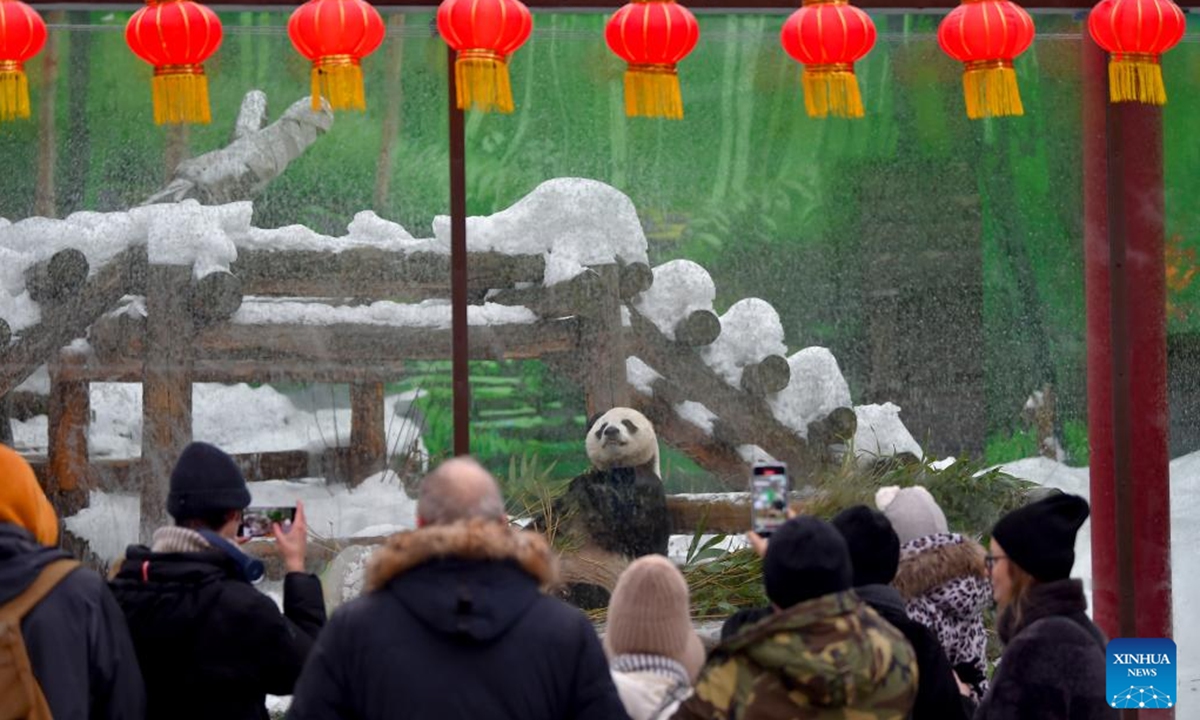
left=802, top=64, right=864, bottom=119
left=624, top=64, right=684, bottom=120
left=963, top=60, right=1024, bottom=119
left=151, top=66, right=211, bottom=125
left=455, top=50, right=514, bottom=113
left=1108, top=53, right=1167, bottom=105
left=0, top=62, right=31, bottom=122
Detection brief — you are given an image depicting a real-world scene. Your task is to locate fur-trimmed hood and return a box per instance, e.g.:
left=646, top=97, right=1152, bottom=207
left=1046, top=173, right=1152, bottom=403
left=363, top=520, right=562, bottom=644
left=367, top=520, right=557, bottom=592
left=893, top=532, right=987, bottom=601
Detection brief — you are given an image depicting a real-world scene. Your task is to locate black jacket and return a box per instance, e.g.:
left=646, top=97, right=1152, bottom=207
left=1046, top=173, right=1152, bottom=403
left=855, top=584, right=972, bottom=720
left=109, top=542, right=326, bottom=720
left=286, top=521, right=630, bottom=720
left=975, top=579, right=1116, bottom=720
left=0, top=523, right=144, bottom=720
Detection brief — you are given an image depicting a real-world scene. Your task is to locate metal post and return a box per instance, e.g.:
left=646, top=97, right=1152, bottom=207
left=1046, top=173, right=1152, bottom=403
left=448, top=46, right=470, bottom=457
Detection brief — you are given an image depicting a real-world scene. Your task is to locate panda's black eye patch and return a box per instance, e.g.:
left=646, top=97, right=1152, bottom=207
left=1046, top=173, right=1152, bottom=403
left=622, top=419, right=638, bottom=433
left=595, top=422, right=608, bottom=439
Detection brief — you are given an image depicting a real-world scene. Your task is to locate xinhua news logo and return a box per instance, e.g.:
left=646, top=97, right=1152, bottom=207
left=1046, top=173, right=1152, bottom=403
left=1106, top=638, right=1176, bottom=709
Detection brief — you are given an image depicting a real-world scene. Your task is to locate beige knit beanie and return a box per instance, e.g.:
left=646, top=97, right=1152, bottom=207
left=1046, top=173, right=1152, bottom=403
left=604, top=555, right=705, bottom=682
left=875, top=485, right=948, bottom=545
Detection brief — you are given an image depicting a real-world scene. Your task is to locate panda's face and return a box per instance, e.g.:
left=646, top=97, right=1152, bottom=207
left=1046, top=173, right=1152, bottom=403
left=593, top=416, right=642, bottom=449
left=585, top=407, right=659, bottom=474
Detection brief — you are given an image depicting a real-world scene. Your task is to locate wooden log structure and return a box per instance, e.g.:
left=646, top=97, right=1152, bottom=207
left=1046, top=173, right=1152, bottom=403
left=741, top=355, right=791, bottom=396
left=625, top=307, right=818, bottom=476
left=674, top=310, right=722, bottom=347
left=88, top=310, right=581, bottom=366
left=349, top=381, right=387, bottom=486
left=488, top=268, right=606, bottom=318
left=0, top=246, right=144, bottom=398
left=579, top=265, right=630, bottom=417
left=189, top=270, right=243, bottom=327
left=618, top=261, right=654, bottom=300
left=139, top=263, right=194, bottom=542
left=24, top=248, right=89, bottom=303
left=231, top=249, right=545, bottom=299
left=56, top=357, right=411, bottom=385
left=3, top=390, right=48, bottom=420
left=46, top=348, right=92, bottom=516
left=0, top=318, right=10, bottom=349
left=628, top=385, right=749, bottom=487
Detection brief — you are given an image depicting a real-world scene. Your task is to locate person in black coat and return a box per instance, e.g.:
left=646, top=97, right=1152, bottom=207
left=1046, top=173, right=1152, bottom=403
left=287, top=457, right=630, bottom=720
left=0, top=445, right=144, bottom=719
left=975, top=493, right=1116, bottom=720
left=109, top=441, right=326, bottom=720
left=831, top=505, right=973, bottom=720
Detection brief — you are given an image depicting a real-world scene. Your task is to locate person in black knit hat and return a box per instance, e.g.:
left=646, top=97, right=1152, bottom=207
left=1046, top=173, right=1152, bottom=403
left=831, top=505, right=972, bottom=720
left=974, top=493, right=1117, bottom=719
left=109, top=441, right=326, bottom=720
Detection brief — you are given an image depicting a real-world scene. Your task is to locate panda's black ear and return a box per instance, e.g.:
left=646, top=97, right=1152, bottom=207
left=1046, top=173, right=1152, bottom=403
left=585, top=413, right=603, bottom=433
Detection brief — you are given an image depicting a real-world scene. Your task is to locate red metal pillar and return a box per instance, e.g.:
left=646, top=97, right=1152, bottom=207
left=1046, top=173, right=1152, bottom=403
left=448, top=46, right=470, bottom=457
left=1082, top=28, right=1173, bottom=715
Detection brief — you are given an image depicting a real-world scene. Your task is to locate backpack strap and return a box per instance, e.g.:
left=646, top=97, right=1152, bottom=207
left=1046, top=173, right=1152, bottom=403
left=0, top=560, right=81, bottom=623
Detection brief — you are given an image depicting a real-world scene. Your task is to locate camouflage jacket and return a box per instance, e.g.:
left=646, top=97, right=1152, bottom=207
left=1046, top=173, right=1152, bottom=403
left=672, top=591, right=919, bottom=720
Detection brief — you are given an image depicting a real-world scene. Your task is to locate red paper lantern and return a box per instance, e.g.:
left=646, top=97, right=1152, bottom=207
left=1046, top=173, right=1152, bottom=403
left=288, top=0, right=385, bottom=112
left=605, top=0, right=700, bottom=120
left=126, top=0, right=223, bottom=125
left=780, top=0, right=876, bottom=119
left=1088, top=0, right=1185, bottom=105
left=437, top=0, right=532, bottom=113
left=0, top=0, right=46, bottom=123
left=937, top=0, right=1035, bottom=120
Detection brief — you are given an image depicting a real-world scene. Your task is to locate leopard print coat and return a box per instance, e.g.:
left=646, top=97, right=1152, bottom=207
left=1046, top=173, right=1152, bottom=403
left=893, top=532, right=992, bottom=695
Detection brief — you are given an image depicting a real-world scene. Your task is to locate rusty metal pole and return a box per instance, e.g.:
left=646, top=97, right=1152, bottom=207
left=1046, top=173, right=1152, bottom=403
left=448, top=45, right=470, bottom=457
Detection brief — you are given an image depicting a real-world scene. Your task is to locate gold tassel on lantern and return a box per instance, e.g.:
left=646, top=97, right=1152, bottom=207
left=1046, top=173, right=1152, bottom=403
left=624, top=64, right=684, bottom=120
left=152, top=65, right=212, bottom=125
left=802, top=64, right=864, bottom=119
left=1108, top=53, right=1167, bottom=105
left=0, top=61, right=31, bottom=122
left=962, top=60, right=1024, bottom=119
left=455, top=49, right=513, bottom=113
left=312, top=56, right=366, bottom=111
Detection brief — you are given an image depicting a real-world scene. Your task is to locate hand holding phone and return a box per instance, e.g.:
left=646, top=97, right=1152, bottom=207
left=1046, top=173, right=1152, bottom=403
left=750, top=462, right=789, bottom=538
left=238, top=506, right=297, bottom=540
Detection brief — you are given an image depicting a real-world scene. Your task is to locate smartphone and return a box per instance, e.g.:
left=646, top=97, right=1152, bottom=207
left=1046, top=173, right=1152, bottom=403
left=238, top=506, right=296, bottom=540
left=750, top=462, right=789, bottom=537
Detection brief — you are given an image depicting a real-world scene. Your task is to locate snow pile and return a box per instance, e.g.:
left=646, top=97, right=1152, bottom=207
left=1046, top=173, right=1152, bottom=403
left=852, top=403, right=923, bottom=461
left=241, top=213, right=436, bottom=255
left=63, top=491, right=139, bottom=566
left=700, top=299, right=787, bottom=388
left=146, top=200, right=248, bottom=277
left=10, top=383, right=427, bottom=464
left=626, top=356, right=662, bottom=396
left=766, top=348, right=852, bottom=438
left=996, top=451, right=1200, bottom=701
left=346, top=211, right=415, bottom=242
left=737, top=445, right=779, bottom=464
left=13, top=365, right=50, bottom=394
left=675, top=401, right=718, bottom=435
left=231, top=299, right=538, bottom=328
left=432, top=178, right=650, bottom=286
left=633, top=260, right=716, bottom=340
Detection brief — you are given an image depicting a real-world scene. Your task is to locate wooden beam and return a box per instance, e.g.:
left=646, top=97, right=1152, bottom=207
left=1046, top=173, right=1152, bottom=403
left=89, top=311, right=581, bottom=365
left=674, top=310, right=722, bottom=347
left=25, top=248, right=89, bottom=304
left=0, top=246, right=144, bottom=397
left=349, top=381, right=387, bottom=486
left=741, top=354, right=791, bottom=396
left=628, top=390, right=749, bottom=488
left=140, top=264, right=194, bottom=542
left=189, top=270, right=243, bottom=327
left=231, top=249, right=545, bottom=298
left=47, top=349, right=91, bottom=515
left=580, top=265, right=629, bottom=416
left=489, top=268, right=606, bottom=318
left=57, top=357, right=411, bottom=385
left=618, top=262, right=654, bottom=300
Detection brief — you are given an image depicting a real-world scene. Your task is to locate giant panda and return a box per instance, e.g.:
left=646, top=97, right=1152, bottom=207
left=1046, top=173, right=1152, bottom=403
left=539, top=407, right=672, bottom=608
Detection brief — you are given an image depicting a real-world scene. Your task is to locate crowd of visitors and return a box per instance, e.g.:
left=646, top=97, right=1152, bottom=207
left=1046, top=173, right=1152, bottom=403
left=0, top=440, right=1114, bottom=719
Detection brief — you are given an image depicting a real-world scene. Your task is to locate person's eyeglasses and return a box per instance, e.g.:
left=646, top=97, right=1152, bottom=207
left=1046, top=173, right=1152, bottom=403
left=985, top=554, right=1008, bottom=572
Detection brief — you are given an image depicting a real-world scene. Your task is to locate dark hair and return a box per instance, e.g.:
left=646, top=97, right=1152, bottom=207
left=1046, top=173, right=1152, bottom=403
left=177, top=509, right=237, bottom=532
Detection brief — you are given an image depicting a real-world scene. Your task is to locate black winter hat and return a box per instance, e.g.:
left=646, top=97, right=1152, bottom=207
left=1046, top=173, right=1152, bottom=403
left=831, top=505, right=901, bottom=586
left=167, top=442, right=251, bottom=520
left=991, top=493, right=1090, bottom=582
left=763, top=517, right=853, bottom=609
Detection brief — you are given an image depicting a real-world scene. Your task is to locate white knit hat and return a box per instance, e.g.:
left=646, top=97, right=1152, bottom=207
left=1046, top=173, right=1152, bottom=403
left=875, top=485, right=948, bottom=544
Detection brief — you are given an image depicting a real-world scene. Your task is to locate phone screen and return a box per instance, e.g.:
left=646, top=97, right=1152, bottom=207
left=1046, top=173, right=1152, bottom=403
left=751, top=463, right=789, bottom=537
left=238, top=507, right=297, bottom=540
